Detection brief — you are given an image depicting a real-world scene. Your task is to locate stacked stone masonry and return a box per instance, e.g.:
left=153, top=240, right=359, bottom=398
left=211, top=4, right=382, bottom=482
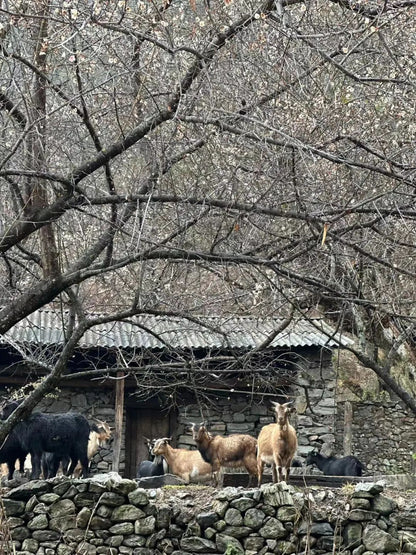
left=3, top=476, right=416, bottom=555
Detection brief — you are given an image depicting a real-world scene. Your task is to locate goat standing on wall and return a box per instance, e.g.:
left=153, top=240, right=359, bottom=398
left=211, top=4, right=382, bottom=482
left=192, top=423, right=257, bottom=486
left=152, top=437, right=212, bottom=483
left=257, top=401, right=298, bottom=485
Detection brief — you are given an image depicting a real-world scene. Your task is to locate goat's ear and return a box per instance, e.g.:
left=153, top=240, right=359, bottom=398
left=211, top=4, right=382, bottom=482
left=271, top=401, right=281, bottom=409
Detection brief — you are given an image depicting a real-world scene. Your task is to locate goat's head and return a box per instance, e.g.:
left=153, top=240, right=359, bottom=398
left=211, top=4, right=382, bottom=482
left=93, top=418, right=112, bottom=446
left=271, top=401, right=296, bottom=427
left=192, top=422, right=211, bottom=443
left=152, top=437, right=172, bottom=456
left=305, top=449, right=318, bottom=465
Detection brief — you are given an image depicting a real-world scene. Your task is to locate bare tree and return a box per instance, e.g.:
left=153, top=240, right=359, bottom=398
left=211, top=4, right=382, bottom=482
left=0, top=0, right=416, bottom=433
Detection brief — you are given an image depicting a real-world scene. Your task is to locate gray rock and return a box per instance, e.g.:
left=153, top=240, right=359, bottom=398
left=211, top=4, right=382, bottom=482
left=111, top=479, right=138, bottom=496
left=6, top=480, right=51, bottom=500
left=223, top=525, right=251, bottom=538
left=74, top=492, right=99, bottom=508
left=32, top=529, right=60, bottom=541
left=2, top=498, right=25, bottom=516
left=76, top=506, right=92, bottom=528
left=309, top=522, right=333, bottom=536
left=343, top=522, right=362, bottom=548
left=156, top=504, right=172, bottom=528
left=371, top=494, right=397, bottom=516
left=146, top=528, right=166, bottom=548
left=109, top=522, right=134, bottom=535
left=353, top=483, right=383, bottom=496
left=105, top=535, right=124, bottom=547
left=7, top=516, right=24, bottom=528
left=225, top=507, right=243, bottom=526
left=184, top=521, right=201, bottom=537
left=122, top=535, right=146, bottom=547
left=27, top=513, right=48, bottom=530
left=49, top=499, right=76, bottom=518
left=362, top=523, right=400, bottom=552
left=21, top=538, right=39, bottom=553
left=49, top=515, right=77, bottom=532
left=244, top=536, right=265, bottom=551
left=96, top=505, right=113, bottom=518
left=277, top=506, right=298, bottom=522
left=134, top=515, right=156, bottom=535
left=212, top=499, right=228, bottom=517
left=348, top=509, right=379, bottom=521
left=112, top=504, right=146, bottom=521
left=350, top=497, right=371, bottom=510
left=259, top=517, right=287, bottom=539
left=261, top=483, right=294, bottom=507
left=196, top=511, right=218, bottom=528
left=180, top=536, right=217, bottom=553
left=38, top=493, right=60, bottom=504
left=128, top=488, right=149, bottom=507
left=11, top=526, right=30, bottom=541
left=89, top=516, right=112, bottom=530
left=276, top=540, right=298, bottom=554
left=97, top=491, right=126, bottom=507
left=215, top=533, right=244, bottom=553
left=244, top=508, right=266, bottom=529
left=33, top=502, right=48, bottom=514
left=230, top=497, right=256, bottom=511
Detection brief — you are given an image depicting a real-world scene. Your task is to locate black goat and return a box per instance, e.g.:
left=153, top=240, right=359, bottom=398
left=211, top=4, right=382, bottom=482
left=1, top=401, right=90, bottom=480
left=305, top=450, right=364, bottom=476
left=0, top=433, right=28, bottom=480
left=137, top=437, right=167, bottom=478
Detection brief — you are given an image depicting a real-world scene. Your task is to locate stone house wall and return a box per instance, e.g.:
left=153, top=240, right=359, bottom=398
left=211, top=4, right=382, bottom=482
left=3, top=477, right=415, bottom=555
left=335, top=400, right=416, bottom=474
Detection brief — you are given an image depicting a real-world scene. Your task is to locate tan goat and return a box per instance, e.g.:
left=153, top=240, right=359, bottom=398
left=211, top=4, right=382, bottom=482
left=257, top=401, right=297, bottom=485
left=152, top=437, right=212, bottom=484
left=72, top=419, right=112, bottom=477
left=192, top=423, right=257, bottom=486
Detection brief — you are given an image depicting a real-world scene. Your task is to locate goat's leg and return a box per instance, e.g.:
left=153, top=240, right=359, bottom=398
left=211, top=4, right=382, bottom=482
left=7, top=460, right=15, bottom=480
left=245, top=455, right=258, bottom=487
left=257, top=458, right=265, bottom=486
left=30, top=453, right=42, bottom=480
left=271, top=463, right=278, bottom=483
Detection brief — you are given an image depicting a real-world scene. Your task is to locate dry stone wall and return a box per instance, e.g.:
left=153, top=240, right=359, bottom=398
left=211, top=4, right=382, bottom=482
left=335, top=400, right=416, bottom=475
left=3, top=476, right=415, bottom=555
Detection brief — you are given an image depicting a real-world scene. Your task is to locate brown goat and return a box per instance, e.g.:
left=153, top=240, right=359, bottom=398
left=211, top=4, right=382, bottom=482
left=257, top=401, right=297, bottom=485
left=152, top=437, right=212, bottom=484
left=192, top=423, right=257, bottom=486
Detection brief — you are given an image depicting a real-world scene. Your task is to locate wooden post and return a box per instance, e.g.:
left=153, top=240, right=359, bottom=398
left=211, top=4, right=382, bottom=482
left=112, top=372, right=125, bottom=473
left=343, top=401, right=352, bottom=456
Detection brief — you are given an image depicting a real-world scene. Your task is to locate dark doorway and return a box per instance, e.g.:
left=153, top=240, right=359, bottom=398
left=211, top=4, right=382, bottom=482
left=125, top=407, right=176, bottom=478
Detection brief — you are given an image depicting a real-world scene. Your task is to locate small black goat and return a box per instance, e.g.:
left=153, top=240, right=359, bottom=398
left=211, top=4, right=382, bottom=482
left=306, top=450, right=364, bottom=476
left=1, top=400, right=90, bottom=480
left=137, top=437, right=167, bottom=478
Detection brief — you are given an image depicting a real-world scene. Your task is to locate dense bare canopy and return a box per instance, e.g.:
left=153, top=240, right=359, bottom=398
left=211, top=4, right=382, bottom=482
left=0, top=0, right=415, bottom=423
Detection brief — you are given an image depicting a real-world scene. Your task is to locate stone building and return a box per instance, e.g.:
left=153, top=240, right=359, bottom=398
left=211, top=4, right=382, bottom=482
left=0, top=309, right=355, bottom=477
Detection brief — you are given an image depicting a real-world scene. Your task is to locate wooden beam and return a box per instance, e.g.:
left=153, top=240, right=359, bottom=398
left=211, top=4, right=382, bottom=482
left=112, top=372, right=125, bottom=473
left=343, top=401, right=353, bottom=456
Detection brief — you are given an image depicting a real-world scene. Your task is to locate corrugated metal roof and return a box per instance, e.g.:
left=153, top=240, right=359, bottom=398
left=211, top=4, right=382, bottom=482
left=1, top=309, right=352, bottom=351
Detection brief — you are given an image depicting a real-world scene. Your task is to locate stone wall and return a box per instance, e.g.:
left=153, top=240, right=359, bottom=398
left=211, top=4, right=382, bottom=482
left=3, top=476, right=416, bottom=555
left=335, top=400, right=416, bottom=474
